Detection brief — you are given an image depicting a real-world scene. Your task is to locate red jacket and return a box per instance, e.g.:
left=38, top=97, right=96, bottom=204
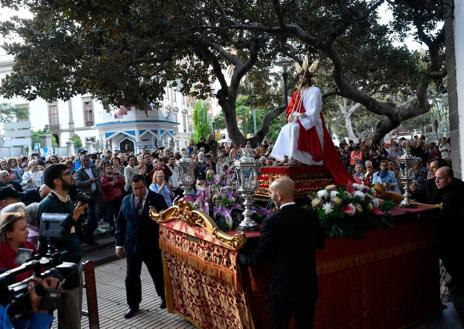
left=100, top=174, right=125, bottom=202
left=0, top=241, right=35, bottom=281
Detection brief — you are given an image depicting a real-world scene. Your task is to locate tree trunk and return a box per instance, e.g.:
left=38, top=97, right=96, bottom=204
left=218, top=97, right=247, bottom=147
left=338, top=99, right=361, bottom=143
left=367, top=116, right=401, bottom=145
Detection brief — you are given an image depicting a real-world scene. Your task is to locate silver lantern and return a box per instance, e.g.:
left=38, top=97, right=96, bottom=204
left=234, top=143, right=260, bottom=231
left=396, top=149, right=416, bottom=207
left=178, top=151, right=195, bottom=196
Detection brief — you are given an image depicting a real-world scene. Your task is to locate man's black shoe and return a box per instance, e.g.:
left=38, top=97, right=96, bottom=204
left=160, top=300, right=166, bottom=309
left=124, top=307, right=139, bottom=319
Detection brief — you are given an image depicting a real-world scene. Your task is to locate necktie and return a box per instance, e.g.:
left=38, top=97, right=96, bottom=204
left=136, top=198, right=143, bottom=216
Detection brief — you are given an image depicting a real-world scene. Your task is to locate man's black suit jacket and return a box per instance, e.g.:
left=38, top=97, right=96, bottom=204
left=241, top=203, right=324, bottom=302
left=115, top=190, right=168, bottom=254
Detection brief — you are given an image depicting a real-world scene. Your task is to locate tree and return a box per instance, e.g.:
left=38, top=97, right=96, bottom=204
left=0, top=103, right=15, bottom=123
left=192, top=100, right=212, bottom=144
left=0, top=102, right=29, bottom=122
left=0, top=0, right=447, bottom=145
left=0, top=0, right=291, bottom=147
left=221, top=0, right=446, bottom=144
left=70, top=134, right=82, bottom=148
left=31, top=129, right=45, bottom=147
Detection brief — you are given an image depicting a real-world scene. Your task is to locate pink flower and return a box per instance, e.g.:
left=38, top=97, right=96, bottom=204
left=343, top=203, right=356, bottom=216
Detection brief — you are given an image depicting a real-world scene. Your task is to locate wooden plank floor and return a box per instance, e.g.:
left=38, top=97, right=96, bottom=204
left=53, top=257, right=463, bottom=329
left=53, top=258, right=195, bottom=329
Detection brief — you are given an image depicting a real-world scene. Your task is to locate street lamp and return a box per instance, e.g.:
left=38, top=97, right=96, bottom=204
left=396, top=150, right=416, bottom=207
left=234, top=142, right=261, bottom=231
left=277, top=60, right=293, bottom=107
left=178, top=151, right=195, bottom=196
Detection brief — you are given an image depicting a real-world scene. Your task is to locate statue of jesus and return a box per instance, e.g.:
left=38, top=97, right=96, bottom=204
left=270, top=65, right=353, bottom=187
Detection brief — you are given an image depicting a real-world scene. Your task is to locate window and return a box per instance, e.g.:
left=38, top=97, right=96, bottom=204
left=48, top=103, right=59, bottom=126
left=83, top=98, right=95, bottom=127
left=171, top=89, right=176, bottom=104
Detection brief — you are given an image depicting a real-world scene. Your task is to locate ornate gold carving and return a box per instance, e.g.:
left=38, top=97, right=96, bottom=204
left=150, top=198, right=247, bottom=250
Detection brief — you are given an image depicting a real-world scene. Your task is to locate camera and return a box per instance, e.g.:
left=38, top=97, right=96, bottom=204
left=0, top=251, right=78, bottom=321
left=75, top=192, right=91, bottom=204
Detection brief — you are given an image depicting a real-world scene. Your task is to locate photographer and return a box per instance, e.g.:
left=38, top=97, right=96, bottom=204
left=37, top=164, right=87, bottom=329
left=0, top=277, right=58, bottom=329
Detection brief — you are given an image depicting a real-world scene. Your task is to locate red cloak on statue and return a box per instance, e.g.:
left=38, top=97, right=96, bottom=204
left=286, top=90, right=353, bottom=187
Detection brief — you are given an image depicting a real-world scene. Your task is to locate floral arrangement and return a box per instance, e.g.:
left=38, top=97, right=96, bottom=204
left=310, top=183, right=395, bottom=238
left=184, top=167, right=272, bottom=231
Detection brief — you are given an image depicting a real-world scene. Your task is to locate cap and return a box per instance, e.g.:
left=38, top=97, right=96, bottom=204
left=0, top=186, right=22, bottom=201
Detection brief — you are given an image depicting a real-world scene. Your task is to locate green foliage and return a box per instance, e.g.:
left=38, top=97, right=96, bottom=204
left=235, top=95, right=286, bottom=142
left=192, top=100, right=211, bottom=144
left=70, top=134, right=82, bottom=148
left=310, top=184, right=395, bottom=238
left=14, top=105, right=29, bottom=120
left=0, top=103, right=15, bottom=123
left=213, top=95, right=286, bottom=143
left=31, top=130, right=45, bottom=147
left=0, top=0, right=446, bottom=144
left=51, top=135, right=58, bottom=148
left=0, top=103, right=29, bottom=122
left=31, top=129, right=58, bottom=148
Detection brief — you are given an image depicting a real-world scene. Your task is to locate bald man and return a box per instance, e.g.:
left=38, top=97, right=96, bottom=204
left=239, top=176, right=324, bottom=329
left=410, top=158, right=446, bottom=204
left=434, top=166, right=464, bottom=293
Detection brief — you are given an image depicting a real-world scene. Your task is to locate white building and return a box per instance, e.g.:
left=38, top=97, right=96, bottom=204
left=0, top=55, right=195, bottom=155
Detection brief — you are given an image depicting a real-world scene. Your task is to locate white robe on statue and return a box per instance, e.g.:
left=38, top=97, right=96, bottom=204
left=270, top=86, right=324, bottom=165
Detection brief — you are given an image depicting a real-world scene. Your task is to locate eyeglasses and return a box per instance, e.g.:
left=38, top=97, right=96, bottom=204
left=156, top=176, right=165, bottom=178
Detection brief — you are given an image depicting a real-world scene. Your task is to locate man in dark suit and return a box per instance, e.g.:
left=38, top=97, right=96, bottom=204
left=434, top=166, right=464, bottom=294
left=115, top=174, right=168, bottom=319
left=74, top=154, right=101, bottom=245
left=240, top=176, right=325, bottom=329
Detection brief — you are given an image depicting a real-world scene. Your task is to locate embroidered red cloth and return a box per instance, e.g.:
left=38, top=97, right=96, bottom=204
left=159, top=221, right=253, bottom=329
left=242, top=214, right=442, bottom=329
left=160, top=207, right=441, bottom=329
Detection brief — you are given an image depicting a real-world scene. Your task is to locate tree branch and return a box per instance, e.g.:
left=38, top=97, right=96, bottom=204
left=255, top=104, right=286, bottom=141
left=229, top=39, right=260, bottom=99
left=272, top=0, right=286, bottom=29
left=322, top=89, right=340, bottom=99
left=202, top=39, right=240, bottom=66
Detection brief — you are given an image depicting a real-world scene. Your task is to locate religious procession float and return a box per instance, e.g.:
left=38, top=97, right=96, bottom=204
left=149, top=143, right=442, bottom=329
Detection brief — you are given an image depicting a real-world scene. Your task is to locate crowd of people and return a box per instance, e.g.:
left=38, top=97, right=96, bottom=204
left=0, top=132, right=459, bottom=328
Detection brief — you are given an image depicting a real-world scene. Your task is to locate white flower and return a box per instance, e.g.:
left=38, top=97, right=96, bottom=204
left=371, top=198, right=380, bottom=208
left=353, top=191, right=365, bottom=199
left=352, top=183, right=363, bottom=190
left=311, top=198, right=321, bottom=207
left=332, top=197, right=342, bottom=205
left=317, top=190, right=329, bottom=199
left=330, top=190, right=339, bottom=199
left=322, top=202, right=333, bottom=214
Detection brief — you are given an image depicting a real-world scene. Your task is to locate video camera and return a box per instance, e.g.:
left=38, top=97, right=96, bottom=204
left=75, top=192, right=91, bottom=204
left=0, top=250, right=78, bottom=321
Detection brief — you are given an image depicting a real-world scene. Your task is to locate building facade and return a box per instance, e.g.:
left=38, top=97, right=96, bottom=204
left=445, top=0, right=463, bottom=178
left=0, top=55, right=194, bottom=155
